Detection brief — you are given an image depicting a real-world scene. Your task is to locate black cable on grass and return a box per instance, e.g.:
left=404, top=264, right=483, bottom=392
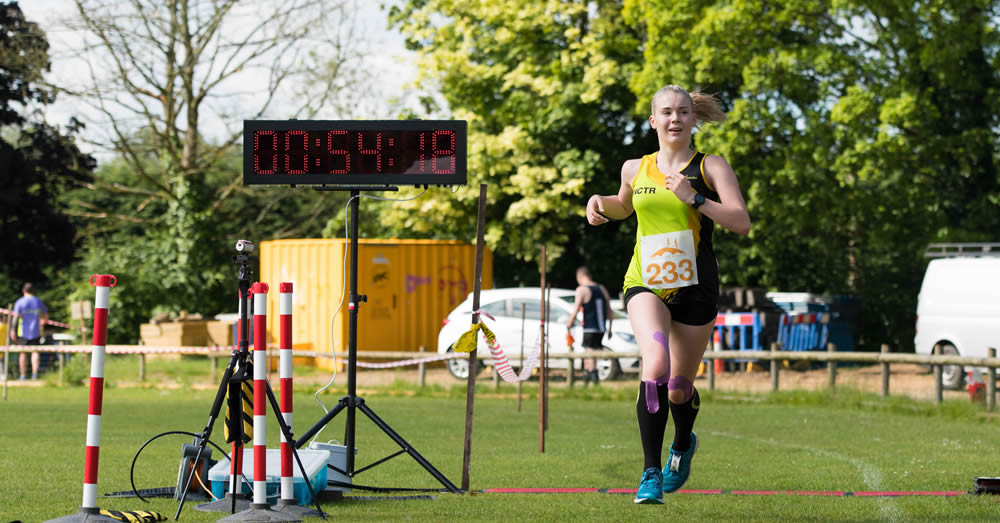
left=129, top=430, right=249, bottom=503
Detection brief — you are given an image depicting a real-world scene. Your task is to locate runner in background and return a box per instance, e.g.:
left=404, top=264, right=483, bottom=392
left=566, top=266, right=613, bottom=386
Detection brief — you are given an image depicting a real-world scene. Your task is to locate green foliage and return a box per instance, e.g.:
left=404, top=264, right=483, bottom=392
left=624, top=0, right=1000, bottom=349
left=387, top=0, right=650, bottom=287
left=0, top=3, right=95, bottom=288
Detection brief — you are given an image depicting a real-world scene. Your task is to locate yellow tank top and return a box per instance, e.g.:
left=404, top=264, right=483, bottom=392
left=623, top=151, right=719, bottom=304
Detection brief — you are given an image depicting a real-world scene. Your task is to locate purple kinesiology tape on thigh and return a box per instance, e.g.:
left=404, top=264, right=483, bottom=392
left=668, top=375, right=694, bottom=403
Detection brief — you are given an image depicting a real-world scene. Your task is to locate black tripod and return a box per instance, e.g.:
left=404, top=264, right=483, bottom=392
left=173, top=242, right=325, bottom=520
left=295, top=188, right=460, bottom=494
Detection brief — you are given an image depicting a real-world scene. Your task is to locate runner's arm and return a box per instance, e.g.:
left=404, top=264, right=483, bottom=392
left=586, top=159, right=640, bottom=224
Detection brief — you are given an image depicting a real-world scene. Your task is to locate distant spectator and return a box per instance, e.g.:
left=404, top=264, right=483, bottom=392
left=566, top=266, right=613, bottom=386
left=11, top=283, right=48, bottom=380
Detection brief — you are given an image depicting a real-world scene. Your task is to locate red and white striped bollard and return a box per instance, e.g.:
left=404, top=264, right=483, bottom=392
left=83, top=275, right=116, bottom=512
left=278, top=283, right=295, bottom=503
left=252, top=282, right=269, bottom=508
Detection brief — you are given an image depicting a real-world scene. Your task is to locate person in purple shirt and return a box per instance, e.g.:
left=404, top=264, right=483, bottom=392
left=11, top=282, right=48, bottom=380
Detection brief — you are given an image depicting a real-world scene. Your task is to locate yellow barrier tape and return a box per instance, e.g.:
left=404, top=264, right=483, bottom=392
left=455, top=322, right=495, bottom=353
left=454, top=315, right=539, bottom=383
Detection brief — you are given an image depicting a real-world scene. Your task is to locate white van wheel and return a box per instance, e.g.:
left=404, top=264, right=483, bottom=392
left=939, top=343, right=964, bottom=390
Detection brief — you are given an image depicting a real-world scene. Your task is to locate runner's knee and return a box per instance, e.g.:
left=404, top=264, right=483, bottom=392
left=667, top=375, right=694, bottom=403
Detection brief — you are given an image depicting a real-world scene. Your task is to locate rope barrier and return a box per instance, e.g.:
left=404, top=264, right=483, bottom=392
left=0, top=344, right=235, bottom=354
left=0, top=307, right=89, bottom=332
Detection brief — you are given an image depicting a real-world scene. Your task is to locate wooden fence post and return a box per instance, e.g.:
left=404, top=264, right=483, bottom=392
left=987, top=348, right=997, bottom=413
left=138, top=353, right=145, bottom=381
left=706, top=341, right=715, bottom=391
left=880, top=344, right=890, bottom=398
left=827, top=342, right=837, bottom=392
left=770, top=342, right=779, bottom=392
left=568, top=351, right=575, bottom=390
left=418, top=346, right=426, bottom=388
left=933, top=343, right=943, bottom=405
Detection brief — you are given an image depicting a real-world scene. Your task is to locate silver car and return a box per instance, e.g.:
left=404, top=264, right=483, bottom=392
left=436, top=287, right=640, bottom=381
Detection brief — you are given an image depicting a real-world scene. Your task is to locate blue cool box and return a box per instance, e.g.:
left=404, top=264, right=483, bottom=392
left=208, top=448, right=329, bottom=506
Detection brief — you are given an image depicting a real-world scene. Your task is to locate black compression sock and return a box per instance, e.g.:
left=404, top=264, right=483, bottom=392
left=636, top=380, right=671, bottom=470
left=669, top=388, right=700, bottom=453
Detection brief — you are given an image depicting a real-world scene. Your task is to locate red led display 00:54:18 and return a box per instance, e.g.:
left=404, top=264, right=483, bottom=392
left=251, top=129, right=457, bottom=175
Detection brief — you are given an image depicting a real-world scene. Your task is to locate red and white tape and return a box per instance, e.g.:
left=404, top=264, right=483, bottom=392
left=1, top=344, right=235, bottom=354
left=0, top=307, right=88, bottom=332
left=354, top=353, right=455, bottom=369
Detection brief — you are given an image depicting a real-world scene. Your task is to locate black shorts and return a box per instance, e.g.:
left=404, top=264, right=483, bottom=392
left=16, top=337, right=42, bottom=346
left=581, top=332, right=605, bottom=349
left=623, top=286, right=718, bottom=326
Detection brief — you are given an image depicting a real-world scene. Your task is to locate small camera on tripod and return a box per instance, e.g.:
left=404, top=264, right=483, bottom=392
left=234, top=239, right=255, bottom=253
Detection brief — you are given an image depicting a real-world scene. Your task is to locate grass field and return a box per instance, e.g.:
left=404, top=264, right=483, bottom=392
left=1, top=359, right=999, bottom=521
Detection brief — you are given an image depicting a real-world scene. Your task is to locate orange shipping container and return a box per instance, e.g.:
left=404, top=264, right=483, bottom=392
left=259, top=238, right=492, bottom=360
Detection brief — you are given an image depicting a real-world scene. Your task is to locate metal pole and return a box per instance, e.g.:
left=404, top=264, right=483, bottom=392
left=461, top=184, right=488, bottom=492
left=517, top=303, right=525, bottom=412
left=544, top=284, right=551, bottom=429
left=539, top=244, right=547, bottom=453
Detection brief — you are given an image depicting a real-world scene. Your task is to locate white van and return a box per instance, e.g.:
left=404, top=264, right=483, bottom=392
left=915, top=244, right=1000, bottom=389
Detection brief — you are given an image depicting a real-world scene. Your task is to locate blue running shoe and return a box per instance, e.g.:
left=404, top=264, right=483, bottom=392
left=662, top=432, right=698, bottom=493
left=634, top=467, right=664, bottom=504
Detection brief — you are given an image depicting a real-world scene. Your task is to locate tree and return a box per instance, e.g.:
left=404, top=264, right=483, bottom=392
left=624, top=0, right=1000, bottom=348
left=393, top=0, right=999, bottom=350
left=0, top=2, right=94, bottom=289
left=387, top=0, right=651, bottom=288
left=47, top=0, right=372, bottom=331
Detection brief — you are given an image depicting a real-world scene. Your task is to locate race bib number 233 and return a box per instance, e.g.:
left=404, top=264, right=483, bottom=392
left=640, top=230, right=698, bottom=290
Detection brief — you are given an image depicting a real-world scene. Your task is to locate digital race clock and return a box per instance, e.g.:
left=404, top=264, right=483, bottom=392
left=243, top=120, right=467, bottom=186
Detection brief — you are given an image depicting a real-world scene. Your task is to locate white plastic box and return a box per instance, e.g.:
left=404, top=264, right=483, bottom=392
left=308, top=441, right=356, bottom=493
left=208, top=448, right=329, bottom=506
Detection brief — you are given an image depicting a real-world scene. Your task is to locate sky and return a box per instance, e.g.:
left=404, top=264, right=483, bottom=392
left=18, top=0, right=419, bottom=160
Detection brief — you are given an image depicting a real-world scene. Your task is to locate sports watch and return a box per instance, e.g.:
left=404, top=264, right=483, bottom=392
left=691, top=193, right=706, bottom=209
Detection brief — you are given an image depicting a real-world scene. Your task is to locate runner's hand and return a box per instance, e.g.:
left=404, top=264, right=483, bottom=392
left=664, top=172, right=696, bottom=204
left=586, top=195, right=609, bottom=225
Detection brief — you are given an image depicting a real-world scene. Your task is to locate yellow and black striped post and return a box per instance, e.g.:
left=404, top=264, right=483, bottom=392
left=225, top=373, right=254, bottom=444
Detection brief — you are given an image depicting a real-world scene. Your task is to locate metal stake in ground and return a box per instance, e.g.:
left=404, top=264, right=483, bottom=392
left=539, top=245, right=547, bottom=453
left=45, top=274, right=120, bottom=523
left=462, top=183, right=488, bottom=492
